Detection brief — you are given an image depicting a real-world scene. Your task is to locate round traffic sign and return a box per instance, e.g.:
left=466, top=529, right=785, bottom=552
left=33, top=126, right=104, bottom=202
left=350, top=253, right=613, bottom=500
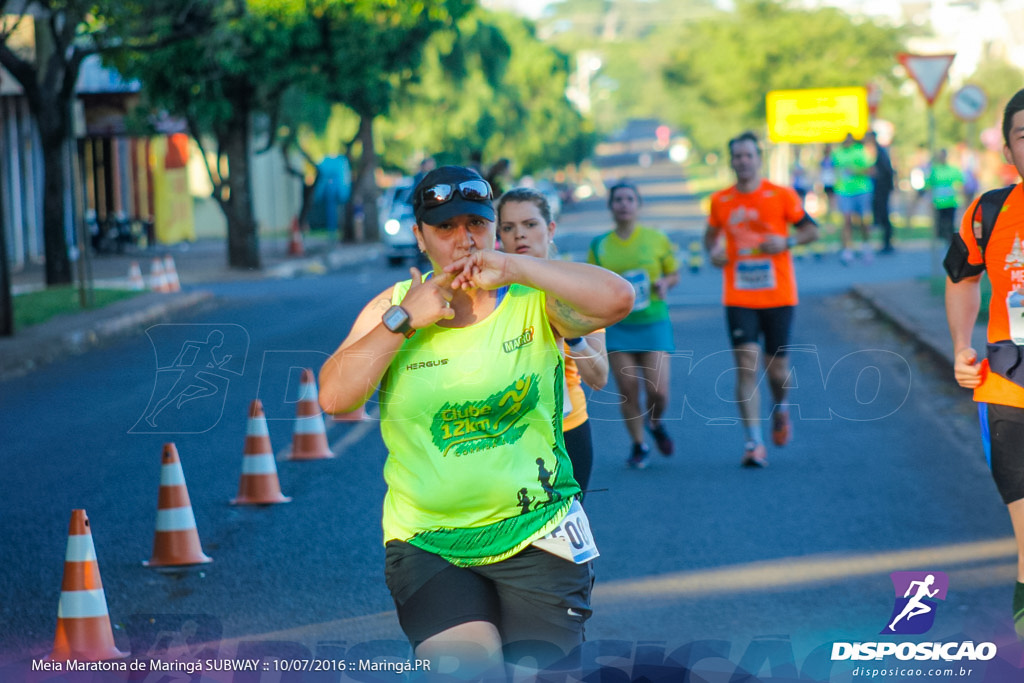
left=952, top=84, right=987, bottom=121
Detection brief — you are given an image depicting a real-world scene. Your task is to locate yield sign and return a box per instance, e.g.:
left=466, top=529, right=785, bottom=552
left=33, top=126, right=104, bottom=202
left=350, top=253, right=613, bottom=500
left=898, top=53, right=955, bottom=105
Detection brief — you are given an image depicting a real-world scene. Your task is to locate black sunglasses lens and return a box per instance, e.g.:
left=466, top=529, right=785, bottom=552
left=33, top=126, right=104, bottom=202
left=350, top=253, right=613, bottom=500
left=458, top=180, right=491, bottom=200
left=422, top=184, right=454, bottom=206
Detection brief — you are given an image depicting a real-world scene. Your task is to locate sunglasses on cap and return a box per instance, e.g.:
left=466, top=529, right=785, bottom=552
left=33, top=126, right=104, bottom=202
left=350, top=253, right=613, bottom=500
left=419, top=179, right=493, bottom=207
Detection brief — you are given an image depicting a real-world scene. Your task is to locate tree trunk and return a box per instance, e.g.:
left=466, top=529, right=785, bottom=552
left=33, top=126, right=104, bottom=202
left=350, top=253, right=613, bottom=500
left=221, top=108, right=260, bottom=270
left=343, top=113, right=380, bottom=244
left=297, top=171, right=317, bottom=231
left=0, top=186, right=13, bottom=337
left=358, top=115, right=380, bottom=243
left=38, top=102, right=73, bottom=286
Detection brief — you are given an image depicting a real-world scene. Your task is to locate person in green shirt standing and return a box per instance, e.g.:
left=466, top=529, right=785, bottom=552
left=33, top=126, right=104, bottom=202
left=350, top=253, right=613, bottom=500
left=927, top=148, right=964, bottom=242
left=833, top=133, right=875, bottom=265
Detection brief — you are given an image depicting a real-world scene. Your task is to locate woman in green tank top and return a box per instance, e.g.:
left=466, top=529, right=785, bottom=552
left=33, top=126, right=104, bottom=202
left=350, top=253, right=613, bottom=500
left=318, top=166, right=633, bottom=677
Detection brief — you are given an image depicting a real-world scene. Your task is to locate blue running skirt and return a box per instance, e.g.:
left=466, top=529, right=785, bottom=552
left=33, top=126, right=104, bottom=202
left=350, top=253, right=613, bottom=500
left=606, top=317, right=675, bottom=353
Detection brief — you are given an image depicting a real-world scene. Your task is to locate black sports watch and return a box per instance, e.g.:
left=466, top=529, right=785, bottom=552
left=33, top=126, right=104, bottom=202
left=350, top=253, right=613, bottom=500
left=382, top=305, right=415, bottom=338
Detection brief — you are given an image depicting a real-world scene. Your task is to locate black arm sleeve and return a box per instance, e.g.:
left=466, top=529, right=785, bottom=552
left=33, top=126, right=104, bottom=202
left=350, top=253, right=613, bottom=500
left=943, top=233, right=985, bottom=282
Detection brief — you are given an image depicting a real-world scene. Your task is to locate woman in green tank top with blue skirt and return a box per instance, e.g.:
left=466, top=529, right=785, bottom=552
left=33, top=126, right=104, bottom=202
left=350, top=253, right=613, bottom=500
left=319, top=166, right=634, bottom=678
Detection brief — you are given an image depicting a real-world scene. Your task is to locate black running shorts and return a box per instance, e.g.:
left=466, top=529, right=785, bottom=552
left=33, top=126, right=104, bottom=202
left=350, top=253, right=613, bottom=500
left=383, top=540, right=593, bottom=668
left=982, top=402, right=1024, bottom=504
left=725, top=305, right=795, bottom=356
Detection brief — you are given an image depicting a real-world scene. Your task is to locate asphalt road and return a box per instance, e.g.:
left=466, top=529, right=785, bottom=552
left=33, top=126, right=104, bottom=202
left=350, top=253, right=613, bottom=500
left=2, top=187, right=1023, bottom=682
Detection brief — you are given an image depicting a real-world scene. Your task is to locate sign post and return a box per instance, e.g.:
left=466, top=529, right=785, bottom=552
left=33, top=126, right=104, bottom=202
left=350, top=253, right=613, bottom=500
left=898, top=52, right=955, bottom=282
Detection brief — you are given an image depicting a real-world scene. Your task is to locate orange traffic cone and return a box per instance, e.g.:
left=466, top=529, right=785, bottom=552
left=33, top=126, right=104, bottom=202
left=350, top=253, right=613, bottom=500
left=128, top=261, right=145, bottom=291
left=47, top=510, right=129, bottom=662
left=163, top=255, right=181, bottom=292
left=232, top=400, right=292, bottom=505
left=287, top=217, right=304, bottom=257
left=288, top=369, right=335, bottom=460
left=149, top=257, right=169, bottom=293
left=144, top=443, right=212, bottom=568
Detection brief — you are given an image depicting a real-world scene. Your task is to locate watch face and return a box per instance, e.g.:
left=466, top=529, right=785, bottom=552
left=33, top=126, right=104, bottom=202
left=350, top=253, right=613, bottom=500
left=384, top=307, right=405, bottom=328
left=384, top=306, right=411, bottom=334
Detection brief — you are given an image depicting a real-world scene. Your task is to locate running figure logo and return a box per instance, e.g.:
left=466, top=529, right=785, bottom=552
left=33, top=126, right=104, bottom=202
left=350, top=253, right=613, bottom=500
left=881, top=571, right=949, bottom=635
left=131, top=324, right=249, bottom=434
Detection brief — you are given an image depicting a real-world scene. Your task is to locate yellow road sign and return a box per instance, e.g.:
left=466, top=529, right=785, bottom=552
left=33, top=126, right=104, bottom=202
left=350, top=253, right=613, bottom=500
left=766, top=87, right=869, bottom=144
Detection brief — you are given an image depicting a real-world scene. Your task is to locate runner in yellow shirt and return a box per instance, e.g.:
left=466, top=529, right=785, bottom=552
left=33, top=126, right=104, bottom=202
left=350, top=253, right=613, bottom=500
left=588, top=182, right=680, bottom=469
left=319, top=166, right=633, bottom=677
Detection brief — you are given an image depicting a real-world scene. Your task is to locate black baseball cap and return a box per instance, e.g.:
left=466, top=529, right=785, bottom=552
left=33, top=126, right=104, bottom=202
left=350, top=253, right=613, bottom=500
left=412, top=165, right=496, bottom=225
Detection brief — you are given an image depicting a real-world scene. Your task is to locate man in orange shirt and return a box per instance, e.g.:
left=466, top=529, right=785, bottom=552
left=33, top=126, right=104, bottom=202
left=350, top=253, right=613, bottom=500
left=705, top=132, right=819, bottom=467
left=945, top=88, right=1024, bottom=638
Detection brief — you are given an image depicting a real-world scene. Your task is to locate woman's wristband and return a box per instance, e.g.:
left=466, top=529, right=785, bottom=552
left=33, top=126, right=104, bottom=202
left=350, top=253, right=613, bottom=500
left=565, top=337, right=587, bottom=351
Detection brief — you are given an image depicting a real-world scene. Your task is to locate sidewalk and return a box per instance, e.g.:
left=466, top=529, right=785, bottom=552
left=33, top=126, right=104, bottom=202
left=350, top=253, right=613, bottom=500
left=1, top=233, right=382, bottom=380
left=850, top=276, right=987, bottom=371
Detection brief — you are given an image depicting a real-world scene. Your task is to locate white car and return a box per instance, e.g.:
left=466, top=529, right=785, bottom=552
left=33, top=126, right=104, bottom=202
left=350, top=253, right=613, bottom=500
left=379, top=179, right=422, bottom=267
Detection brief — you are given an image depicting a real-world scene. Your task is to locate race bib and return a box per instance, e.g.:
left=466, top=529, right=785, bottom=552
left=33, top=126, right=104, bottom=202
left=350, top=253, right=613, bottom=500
left=734, top=258, right=776, bottom=291
left=1008, top=290, right=1024, bottom=345
left=532, top=499, right=599, bottom=564
left=623, top=269, right=651, bottom=312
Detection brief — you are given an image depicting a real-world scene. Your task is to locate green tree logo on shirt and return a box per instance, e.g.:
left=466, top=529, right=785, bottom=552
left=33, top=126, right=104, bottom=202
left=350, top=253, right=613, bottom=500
left=431, top=374, right=540, bottom=456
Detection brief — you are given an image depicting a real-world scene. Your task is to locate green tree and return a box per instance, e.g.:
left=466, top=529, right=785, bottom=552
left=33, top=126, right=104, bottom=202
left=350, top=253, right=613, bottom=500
left=381, top=7, right=593, bottom=176
left=540, top=0, right=719, bottom=134
left=661, top=0, right=905, bottom=154
left=114, top=1, right=470, bottom=258
left=0, top=2, right=203, bottom=286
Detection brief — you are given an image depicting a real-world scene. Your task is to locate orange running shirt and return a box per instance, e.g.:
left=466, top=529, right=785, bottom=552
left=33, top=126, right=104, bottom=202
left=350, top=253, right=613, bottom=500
left=708, top=180, right=806, bottom=308
left=958, top=186, right=1024, bottom=409
left=562, top=330, right=605, bottom=432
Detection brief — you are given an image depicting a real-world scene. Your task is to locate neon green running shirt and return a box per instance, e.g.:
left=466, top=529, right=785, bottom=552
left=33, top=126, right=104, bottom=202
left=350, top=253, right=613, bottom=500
left=379, top=280, right=578, bottom=566
left=587, top=225, right=678, bottom=326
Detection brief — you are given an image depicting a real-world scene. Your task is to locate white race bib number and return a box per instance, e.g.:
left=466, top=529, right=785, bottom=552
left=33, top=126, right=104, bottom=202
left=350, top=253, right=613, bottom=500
left=532, top=499, right=599, bottom=564
left=734, top=258, right=776, bottom=291
left=1008, top=290, right=1024, bottom=345
left=623, top=269, right=651, bottom=312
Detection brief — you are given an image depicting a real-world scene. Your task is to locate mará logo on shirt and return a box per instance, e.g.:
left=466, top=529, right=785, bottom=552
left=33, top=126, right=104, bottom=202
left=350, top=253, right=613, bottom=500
left=503, top=326, right=535, bottom=353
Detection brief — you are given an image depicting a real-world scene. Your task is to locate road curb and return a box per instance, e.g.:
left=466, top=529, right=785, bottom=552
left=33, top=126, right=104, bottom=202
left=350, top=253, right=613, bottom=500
left=848, top=283, right=954, bottom=371
left=0, top=290, right=215, bottom=381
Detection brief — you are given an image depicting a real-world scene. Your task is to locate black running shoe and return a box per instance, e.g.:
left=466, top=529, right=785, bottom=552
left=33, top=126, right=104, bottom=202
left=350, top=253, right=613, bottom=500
left=627, top=443, right=650, bottom=469
left=648, top=423, right=674, bottom=456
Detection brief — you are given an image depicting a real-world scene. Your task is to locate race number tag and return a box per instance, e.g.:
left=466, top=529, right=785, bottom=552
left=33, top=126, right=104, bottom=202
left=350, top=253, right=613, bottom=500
left=1008, top=290, right=1024, bottom=345
left=623, top=269, right=651, bottom=312
left=734, top=258, right=776, bottom=291
left=533, top=499, right=599, bottom=564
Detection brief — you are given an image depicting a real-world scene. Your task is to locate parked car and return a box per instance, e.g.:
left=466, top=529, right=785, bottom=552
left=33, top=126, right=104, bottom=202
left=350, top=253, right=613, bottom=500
left=379, top=178, right=422, bottom=267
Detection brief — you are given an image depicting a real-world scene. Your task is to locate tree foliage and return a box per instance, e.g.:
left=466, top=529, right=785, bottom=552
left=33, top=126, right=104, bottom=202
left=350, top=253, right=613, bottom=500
left=661, top=0, right=905, bottom=154
left=380, top=7, right=594, bottom=177
left=110, top=0, right=471, bottom=261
